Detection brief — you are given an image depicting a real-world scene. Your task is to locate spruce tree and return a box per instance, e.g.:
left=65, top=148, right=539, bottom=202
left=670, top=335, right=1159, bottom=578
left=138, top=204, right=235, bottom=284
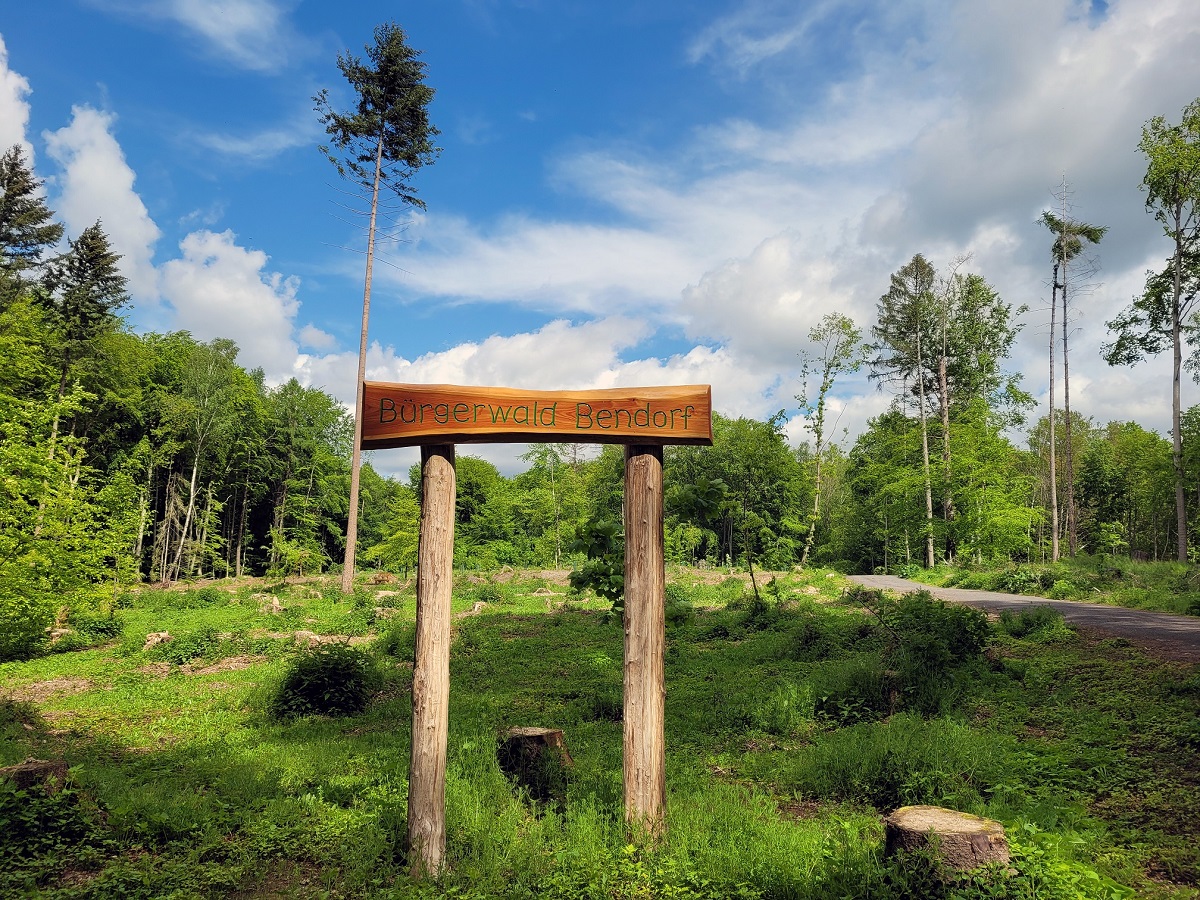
left=314, top=21, right=440, bottom=593
left=43, top=221, right=129, bottom=401
left=0, top=144, right=64, bottom=301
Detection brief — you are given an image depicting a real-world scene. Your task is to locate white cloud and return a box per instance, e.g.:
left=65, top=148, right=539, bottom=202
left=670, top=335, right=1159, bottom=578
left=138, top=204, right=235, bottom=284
left=296, top=319, right=802, bottom=476
left=87, top=0, right=306, bottom=72
left=190, top=111, right=319, bottom=162
left=0, top=34, right=32, bottom=158
left=298, top=324, right=337, bottom=351
left=43, top=106, right=161, bottom=300
left=159, top=229, right=301, bottom=378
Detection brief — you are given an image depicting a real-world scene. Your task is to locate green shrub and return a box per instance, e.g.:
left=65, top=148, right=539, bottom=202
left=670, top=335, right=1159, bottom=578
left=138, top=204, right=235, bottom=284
left=69, top=609, right=124, bottom=640
left=147, top=626, right=222, bottom=664
left=375, top=622, right=416, bottom=658
left=783, top=713, right=1009, bottom=809
left=0, top=777, right=102, bottom=892
left=270, top=642, right=381, bottom=719
left=789, top=606, right=875, bottom=661
left=716, top=576, right=747, bottom=604
left=999, top=605, right=1066, bottom=640
left=1047, top=580, right=1077, bottom=600
left=814, top=655, right=898, bottom=725
left=665, top=584, right=695, bottom=628
left=750, top=681, right=814, bottom=735
left=0, top=593, right=52, bottom=662
left=474, top=582, right=506, bottom=605
left=996, top=567, right=1040, bottom=594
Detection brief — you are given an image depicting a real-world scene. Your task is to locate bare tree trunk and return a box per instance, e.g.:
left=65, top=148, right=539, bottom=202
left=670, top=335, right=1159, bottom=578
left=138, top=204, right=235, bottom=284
left=1061, top=242, right=1079, bottom=556
left=407, top=445, right=456, bottom=877
left=169, top=454, right=201, bottom=582
left=1173, top=224, right=1188, bottom=563
left=800, top=450, right=821, bottom=567
left=236, top=468, right=251, bottom=578
left=915, top=331, right=935, bottom=569
left=623, top=445, right=666, bottom=839
left=938, top=351, right=953, bottom=561
left=342, top=134, right=386, bottom=594
left=1048, top=264, right=1061, bottom=563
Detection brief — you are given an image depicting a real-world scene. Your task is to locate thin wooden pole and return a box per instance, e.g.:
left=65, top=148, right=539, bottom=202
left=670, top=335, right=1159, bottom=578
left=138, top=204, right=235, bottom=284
left=623, top=444, right=666, bottom=838
left=407, top=444, right=456, bottom=877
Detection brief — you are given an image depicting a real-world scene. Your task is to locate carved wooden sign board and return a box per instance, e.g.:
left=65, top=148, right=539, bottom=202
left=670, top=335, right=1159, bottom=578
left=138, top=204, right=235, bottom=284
left=362, top=382, right=714, bottom=449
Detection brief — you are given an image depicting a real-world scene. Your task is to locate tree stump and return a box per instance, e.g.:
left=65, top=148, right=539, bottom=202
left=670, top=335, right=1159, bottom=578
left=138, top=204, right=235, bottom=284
left=0, top=758, right=69, bottom=792
left=497, top=727, right=573, bottom=806
left=884, top=805, right=1010, bottom=871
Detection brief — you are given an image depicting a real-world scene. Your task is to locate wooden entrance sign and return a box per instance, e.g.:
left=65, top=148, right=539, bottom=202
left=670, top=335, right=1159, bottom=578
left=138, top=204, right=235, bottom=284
left=378, top=383, right=712, bottom=875
left=362, top=382, right=712, bottom=448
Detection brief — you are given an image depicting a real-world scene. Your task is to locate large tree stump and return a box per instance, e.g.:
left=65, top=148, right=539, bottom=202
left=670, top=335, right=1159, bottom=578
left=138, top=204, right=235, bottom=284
left=497, top=727, right=574, bottom=806
left=884, top=805, right=1010, bottom=871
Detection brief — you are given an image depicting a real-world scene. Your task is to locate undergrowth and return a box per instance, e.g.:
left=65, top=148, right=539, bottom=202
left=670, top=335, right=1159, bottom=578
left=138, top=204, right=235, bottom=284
left=0, top=569, right=1195, bottom=898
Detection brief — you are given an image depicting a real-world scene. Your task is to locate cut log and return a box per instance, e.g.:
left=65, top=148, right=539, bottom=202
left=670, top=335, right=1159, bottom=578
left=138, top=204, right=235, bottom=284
left=884, top=805, right=1010, bottom=870
left=497, top=727, right=573, bottom=805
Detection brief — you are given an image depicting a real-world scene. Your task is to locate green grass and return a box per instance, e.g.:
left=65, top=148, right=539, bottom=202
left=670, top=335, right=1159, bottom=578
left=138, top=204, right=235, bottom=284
left=1, top=569, right=1197, bottom=898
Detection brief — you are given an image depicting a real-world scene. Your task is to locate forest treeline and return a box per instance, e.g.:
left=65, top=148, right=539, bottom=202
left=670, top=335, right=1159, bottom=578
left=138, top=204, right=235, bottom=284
left=2, top=96, right=1200, bottom=660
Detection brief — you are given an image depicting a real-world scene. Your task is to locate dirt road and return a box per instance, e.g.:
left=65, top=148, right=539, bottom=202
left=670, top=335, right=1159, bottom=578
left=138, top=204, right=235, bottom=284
left=848, top=574, right=1200, bottom=662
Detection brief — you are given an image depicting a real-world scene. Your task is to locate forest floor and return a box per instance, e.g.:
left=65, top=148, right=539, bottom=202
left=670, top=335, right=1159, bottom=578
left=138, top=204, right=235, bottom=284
left=2, top=568, right=1198, bottom=899
left=850, top=573, right=1200, bottom=661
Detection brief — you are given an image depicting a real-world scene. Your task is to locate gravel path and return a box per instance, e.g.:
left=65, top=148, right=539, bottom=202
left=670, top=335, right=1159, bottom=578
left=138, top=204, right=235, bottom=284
left=847, top=574, right=1200, bottom=662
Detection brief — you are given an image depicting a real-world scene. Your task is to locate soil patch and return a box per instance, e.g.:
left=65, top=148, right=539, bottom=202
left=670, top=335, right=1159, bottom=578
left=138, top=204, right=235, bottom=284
left=4, top=677, right=92, bottom=703
left=185, top=655, right=265, bottom=675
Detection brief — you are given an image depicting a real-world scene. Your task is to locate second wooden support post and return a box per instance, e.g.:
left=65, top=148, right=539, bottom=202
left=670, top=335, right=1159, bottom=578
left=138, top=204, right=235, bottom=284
left=622, top=444, right=666, bottom=837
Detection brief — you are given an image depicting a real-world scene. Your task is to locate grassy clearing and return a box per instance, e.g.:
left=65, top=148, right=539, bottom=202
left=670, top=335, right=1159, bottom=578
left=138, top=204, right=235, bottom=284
left=1, top=569, right=1198, bottom=898
left=904, top=555, right=1200, bottom=615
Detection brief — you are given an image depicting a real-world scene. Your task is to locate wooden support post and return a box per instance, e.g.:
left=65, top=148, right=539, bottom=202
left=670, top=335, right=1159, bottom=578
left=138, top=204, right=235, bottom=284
left=623, top=444, right=666, bottom=837
left=407, top=444, right=456, bottom=877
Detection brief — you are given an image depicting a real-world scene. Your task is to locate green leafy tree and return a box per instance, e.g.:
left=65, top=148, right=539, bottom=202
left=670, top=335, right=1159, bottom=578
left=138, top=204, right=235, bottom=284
left=871, top=254, right=938, bottom=567
left=796, top=313, right=865, bottom=566
left=315, top=21, right=440, bottom=592
left=1104, top=98, right=1200, bottom=562
left=366, top=486, right=420, bottom=574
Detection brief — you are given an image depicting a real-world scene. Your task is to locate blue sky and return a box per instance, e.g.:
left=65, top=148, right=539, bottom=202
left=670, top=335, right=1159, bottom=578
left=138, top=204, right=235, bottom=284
left=3, top=0, right=1199, bottom=474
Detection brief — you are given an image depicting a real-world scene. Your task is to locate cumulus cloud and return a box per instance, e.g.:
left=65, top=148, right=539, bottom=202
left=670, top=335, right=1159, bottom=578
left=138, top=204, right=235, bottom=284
left=298, top=324, right=337, bottom=351
left=159, top=229, right=301, bottom=378
left=0, top=34, right=32, bottom=158
left=43, top=106, right=161, bottom=300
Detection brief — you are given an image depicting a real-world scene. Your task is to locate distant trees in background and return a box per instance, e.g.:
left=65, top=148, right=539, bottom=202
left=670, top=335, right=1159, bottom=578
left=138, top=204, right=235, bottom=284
left=5, top=97, right=1200, bottom=659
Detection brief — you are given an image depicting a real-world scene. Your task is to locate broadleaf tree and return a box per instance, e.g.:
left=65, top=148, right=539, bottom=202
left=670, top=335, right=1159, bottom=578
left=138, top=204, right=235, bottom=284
left=796, top=312, right=865, bottom=566
left=315, top=21, right=440, bottom=593
left=1103, top=97, right=1200, bottom=561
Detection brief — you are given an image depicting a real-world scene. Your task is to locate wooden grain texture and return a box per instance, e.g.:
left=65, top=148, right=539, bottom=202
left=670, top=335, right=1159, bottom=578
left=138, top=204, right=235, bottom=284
left=884, top=805, right=1010, bottom=870
left=406, top=445, right=456, bottom=877
left=622, top=445, right=666, bottom=838
left=362, top=383, right=712, bottom=449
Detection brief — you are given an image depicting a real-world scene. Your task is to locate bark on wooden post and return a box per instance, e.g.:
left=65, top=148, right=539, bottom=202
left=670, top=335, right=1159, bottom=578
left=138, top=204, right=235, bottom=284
left=407, top=444, right=456, bottom=877
left=623, top=444, right=666, bottom=837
